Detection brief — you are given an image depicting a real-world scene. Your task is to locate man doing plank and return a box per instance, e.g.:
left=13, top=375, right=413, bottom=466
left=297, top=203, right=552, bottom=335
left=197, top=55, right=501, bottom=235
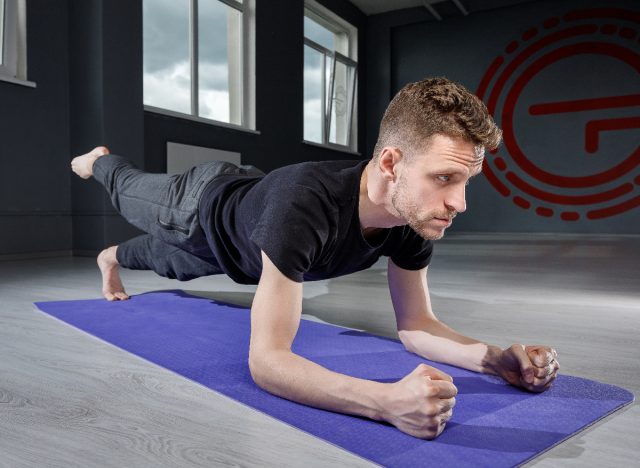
left=71, top=77, right=559, bottom=440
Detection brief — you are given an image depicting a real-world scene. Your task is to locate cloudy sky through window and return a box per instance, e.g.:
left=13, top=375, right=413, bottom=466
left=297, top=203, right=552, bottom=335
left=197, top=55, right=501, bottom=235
left=143, top=0, right=234, bottom=122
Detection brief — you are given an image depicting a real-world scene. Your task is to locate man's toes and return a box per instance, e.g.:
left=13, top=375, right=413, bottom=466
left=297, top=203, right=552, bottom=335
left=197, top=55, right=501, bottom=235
left=104, top=290, right=129, bottom=301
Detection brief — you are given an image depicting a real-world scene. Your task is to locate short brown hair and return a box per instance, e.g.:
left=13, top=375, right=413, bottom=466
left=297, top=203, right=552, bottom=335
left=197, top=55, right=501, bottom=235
left=372, top=77, right=502, bottom=161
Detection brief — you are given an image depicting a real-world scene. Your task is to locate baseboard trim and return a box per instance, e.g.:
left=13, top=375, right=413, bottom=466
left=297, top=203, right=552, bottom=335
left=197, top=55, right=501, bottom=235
left=72, top=250, right=102, bottom=258
left=0, top=250, right=73, bottom=261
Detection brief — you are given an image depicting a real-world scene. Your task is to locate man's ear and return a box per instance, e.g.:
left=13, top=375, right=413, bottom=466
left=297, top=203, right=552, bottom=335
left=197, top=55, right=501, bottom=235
left=378, top=147, right=403, bottom=182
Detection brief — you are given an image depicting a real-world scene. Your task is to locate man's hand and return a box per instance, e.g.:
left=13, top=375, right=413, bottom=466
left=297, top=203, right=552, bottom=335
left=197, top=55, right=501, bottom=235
left=381, top=363, right=458, bottom=440
left=494, top=344, right=559, bottom=392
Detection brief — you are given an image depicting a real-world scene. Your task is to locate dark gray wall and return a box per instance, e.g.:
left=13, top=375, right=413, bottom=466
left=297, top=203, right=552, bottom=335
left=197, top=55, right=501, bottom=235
left=0, top=0, right=71, bottom=256
left=69, top=0, right=144, bottom=256
left=367, top=0, right=640, bottom=234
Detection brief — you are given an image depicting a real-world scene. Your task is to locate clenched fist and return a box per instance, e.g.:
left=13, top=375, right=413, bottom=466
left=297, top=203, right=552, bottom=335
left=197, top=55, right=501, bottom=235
left=495, top=344, right=559, bottom=392
left=381, top=363, right=458, bottom=439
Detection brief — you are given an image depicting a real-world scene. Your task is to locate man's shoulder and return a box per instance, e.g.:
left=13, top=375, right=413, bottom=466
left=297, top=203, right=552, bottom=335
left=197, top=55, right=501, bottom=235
left=272, top=159, right=364, bottom=178
left=265, top=159, right=365, bottom=195
left=247, top=159, right=365, bottom=218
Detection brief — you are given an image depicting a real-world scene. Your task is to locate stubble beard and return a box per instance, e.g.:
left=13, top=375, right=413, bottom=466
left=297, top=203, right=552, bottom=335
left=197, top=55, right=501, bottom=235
left=391, top=177, right=454, bottom=241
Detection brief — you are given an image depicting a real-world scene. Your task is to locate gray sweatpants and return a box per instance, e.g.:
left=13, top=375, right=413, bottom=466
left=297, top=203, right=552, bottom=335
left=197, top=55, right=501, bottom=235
left=92, top=155, right=264, bottom=281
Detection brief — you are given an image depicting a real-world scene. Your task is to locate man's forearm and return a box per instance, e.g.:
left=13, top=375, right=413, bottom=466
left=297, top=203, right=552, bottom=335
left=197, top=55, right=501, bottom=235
left=399, top=319, right=502, bottom=374
left=250, top=350, right=387, bottom=421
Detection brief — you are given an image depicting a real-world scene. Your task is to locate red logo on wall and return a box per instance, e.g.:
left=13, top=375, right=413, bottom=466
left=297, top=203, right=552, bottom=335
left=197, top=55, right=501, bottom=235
left=477, top=8, right=640, bottom=221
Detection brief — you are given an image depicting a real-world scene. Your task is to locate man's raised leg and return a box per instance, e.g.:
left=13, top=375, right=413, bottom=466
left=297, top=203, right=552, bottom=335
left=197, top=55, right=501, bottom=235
left=71, top=146, right=230, bottom=258
left=72, top=146, right=189, bottom=241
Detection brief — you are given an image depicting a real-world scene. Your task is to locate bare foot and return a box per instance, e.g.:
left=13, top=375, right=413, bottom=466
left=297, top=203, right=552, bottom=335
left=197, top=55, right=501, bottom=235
left=97, top=246, right=130, bottom=301
left=71, top=146, right=110, bottom=179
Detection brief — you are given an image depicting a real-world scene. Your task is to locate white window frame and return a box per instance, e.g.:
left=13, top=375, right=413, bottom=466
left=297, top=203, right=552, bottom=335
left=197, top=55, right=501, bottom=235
left=0, top=0, right=34, bottom=87
left=304, top=0, right=358, bottom=152
left=143, top=0, right=256, bottom=131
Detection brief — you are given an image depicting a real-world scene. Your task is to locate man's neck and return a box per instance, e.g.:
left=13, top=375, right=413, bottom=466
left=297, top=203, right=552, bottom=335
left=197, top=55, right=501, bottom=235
left=359, top=162, right=403, bottom=234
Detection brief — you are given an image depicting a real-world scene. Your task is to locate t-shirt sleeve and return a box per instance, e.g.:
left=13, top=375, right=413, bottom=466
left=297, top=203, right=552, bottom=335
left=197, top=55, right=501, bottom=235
left=386, top=226, right=433, bottom=270
left=249, top=185, right=333, bottom=283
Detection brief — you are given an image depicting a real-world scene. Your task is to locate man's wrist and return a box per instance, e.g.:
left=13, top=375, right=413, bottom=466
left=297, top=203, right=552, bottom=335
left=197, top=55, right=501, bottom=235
left=481, top=344, right=504, bottom=375
left=369, top=381, right=391, bottom=422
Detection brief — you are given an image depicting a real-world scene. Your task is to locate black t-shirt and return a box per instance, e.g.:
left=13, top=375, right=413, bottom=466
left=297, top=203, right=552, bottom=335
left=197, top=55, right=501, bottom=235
left=198, top=159, right=433, bottom=285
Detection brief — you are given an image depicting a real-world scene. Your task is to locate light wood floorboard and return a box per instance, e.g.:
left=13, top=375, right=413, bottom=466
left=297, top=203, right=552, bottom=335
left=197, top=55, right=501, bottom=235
left=0, top=233, right=637, bottom=467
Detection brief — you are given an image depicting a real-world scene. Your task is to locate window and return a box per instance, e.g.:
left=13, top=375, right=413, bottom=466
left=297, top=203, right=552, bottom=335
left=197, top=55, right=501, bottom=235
left=0, top=0, right=29, bottom=85
left=143, top=0, right=255, bottom=129
left=304, top=1, right=358, bottom=151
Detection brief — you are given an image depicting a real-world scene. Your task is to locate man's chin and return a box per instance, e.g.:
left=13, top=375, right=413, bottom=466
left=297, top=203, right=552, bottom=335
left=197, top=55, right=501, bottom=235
left=413, top=225, right=447, bottom=241
left=425, top=230, right=446, bottom=241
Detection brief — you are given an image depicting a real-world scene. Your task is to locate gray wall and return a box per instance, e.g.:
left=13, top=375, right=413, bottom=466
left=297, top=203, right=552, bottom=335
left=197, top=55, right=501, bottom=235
left=367, top=0, right=639, bottom=234
left=0, top=0, right=71, bottom=257
left=69, top=0, right=145, bottom=256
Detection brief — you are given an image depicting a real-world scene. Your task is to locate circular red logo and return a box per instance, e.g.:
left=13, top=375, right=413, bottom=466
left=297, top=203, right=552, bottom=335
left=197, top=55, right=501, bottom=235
left=477, top=8, right=640, bottom=221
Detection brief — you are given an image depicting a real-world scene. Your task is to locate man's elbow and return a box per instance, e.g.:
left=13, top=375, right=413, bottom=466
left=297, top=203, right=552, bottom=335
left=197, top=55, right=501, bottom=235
left=398, top=329, right=418, bottom=354
left=248, top=353, right=268, bottom=388
left=398, top=322, right=439, bottom=354
left=248, top=350, right=283, bottom=391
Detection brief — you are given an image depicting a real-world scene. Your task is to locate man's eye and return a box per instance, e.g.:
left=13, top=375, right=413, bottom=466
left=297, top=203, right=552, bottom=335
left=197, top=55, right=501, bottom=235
left=437, top=175, right=450, bottom=182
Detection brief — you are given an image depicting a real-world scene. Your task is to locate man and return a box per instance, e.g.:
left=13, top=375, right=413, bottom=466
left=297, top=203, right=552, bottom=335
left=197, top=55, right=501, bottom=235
left=71, top=77, right=559, bottom=440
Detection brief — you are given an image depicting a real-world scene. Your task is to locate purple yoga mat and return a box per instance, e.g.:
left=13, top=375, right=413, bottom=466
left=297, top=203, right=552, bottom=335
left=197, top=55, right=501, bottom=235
left=35, top=290, right=633, bottom=467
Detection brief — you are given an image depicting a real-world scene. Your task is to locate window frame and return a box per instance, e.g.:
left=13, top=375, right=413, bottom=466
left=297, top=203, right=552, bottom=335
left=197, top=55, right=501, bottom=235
left=143, top=0, right=256, bottom=130
left=303, top=0, right=358, bottom=152
left=0, top=0, right=6, bottom=65
left=0, top=0, right=33, bottom=87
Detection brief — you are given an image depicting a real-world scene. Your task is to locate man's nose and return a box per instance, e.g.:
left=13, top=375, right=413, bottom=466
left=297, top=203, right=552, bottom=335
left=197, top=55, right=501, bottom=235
left=445, top=186, right=466, bottom=214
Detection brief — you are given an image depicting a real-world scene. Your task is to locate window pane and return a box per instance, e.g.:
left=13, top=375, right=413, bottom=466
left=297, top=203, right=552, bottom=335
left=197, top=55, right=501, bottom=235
left=199, top=0, right=242, bottom=124
left=329, top=60, right=356, bottom=146
left=143, top=0, right=191, bottom=114
left=304, top=16, right=334, bottom=51
left=304, top=45, right=323, bottom=143
left=304, top=6, right=357, bottom=150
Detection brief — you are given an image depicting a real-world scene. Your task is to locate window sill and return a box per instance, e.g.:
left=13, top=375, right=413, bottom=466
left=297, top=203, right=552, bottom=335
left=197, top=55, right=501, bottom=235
left=144, top=105, right=260, bottom=135
left=0, top=75, right=36, bottom=88
left=302, top=140, right=361, bottom=156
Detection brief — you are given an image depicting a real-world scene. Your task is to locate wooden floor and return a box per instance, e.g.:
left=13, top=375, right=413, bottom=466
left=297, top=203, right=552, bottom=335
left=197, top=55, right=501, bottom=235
left=0, top=233, right=638, bottom=467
